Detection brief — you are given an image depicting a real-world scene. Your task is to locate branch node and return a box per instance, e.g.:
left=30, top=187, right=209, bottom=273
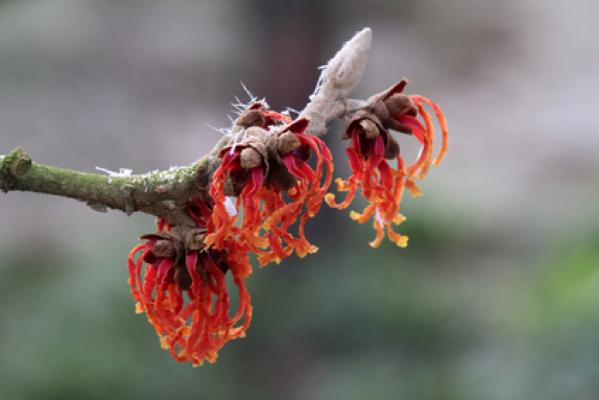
left=0, top=147, right=32, bottom=192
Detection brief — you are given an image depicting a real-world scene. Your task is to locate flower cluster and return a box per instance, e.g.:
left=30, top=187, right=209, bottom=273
left=204, top=103, right=333, bottom=266
left=126, top=81, right=447, bottom=366
left=127, top=222, right=251, bottom=366
left=325, top=80, right=448, bottom=248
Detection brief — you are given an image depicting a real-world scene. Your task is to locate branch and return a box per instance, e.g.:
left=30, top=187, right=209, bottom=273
left=0, top=28, right=375, bottom=224
left=0, top=148, right=215, bottom=226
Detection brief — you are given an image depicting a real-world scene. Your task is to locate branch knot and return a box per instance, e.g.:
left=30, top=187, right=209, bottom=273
left=0, top=148, right=32, bottom=192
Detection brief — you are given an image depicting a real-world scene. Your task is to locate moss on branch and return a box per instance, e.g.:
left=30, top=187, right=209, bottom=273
left=0, top=148, right=217, bottom=225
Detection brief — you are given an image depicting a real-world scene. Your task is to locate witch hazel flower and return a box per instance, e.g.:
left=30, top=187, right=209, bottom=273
left=325, top=79, right=448, bottom=248
left=259, top=118, right=333, bottom=265
left=127, top=226, right=252, bottom=366
left=204, top=103, right=333, bottom=266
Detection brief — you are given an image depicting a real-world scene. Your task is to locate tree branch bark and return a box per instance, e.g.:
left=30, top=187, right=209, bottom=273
left=0, top=148, right=217, bottom=225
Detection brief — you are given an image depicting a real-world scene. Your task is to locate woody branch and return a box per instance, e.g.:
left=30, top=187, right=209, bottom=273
left=0, top=28, right=372, bottom=226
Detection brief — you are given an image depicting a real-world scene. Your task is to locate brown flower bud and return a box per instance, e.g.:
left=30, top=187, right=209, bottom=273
left=240, top=147, right=262, bottom=169
left=360, top=118, right=380, bottom=139
left=265, top=163, right=297, bottom=191
left=371, top=100, right=390, bottom=122
left=384, top=138, right=400, bottom=159
left=244, top=126, right=267, bottom=139
left=174, top=267, right=192, bottom=290
left=383, top=93, right=417, bottom=117
left=235, top=109, right=265, bottom=128
left=153, top=239, right=176, bottom=259
left=277, top=131, right=301, bottom=155
left=385, top=119, right=413, bottom=135
left=142, top=252, right=158, bottom=265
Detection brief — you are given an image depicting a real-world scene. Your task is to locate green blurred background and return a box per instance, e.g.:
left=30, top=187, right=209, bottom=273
left=1, top=0, right=599, bottom=399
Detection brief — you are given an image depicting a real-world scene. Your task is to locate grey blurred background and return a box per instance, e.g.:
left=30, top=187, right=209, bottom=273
left=1, top=0, right=599, bottom=399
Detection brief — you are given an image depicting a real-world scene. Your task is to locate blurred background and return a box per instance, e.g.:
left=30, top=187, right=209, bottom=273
left=1, top=0, right=599, bottom=399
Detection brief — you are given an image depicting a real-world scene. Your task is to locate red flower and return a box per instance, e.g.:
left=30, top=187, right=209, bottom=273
left=204, top=104, right=333, bottom=266
left=260, top=118, right=333, bottom=264
left=325, top=80, right=448, bottom=247
left=127, top=225, right=252, bottom=366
